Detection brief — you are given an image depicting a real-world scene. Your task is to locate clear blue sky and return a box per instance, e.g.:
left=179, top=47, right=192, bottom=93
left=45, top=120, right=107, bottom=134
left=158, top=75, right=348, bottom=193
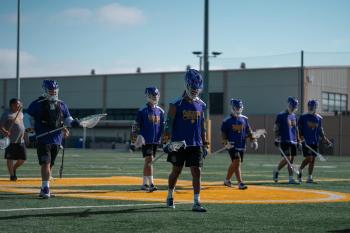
left=0, top=0, right=349, bottom=78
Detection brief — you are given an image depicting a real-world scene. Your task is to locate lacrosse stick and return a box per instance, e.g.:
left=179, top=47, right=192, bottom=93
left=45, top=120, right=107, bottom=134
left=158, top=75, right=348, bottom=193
left=252, top=129, right=267, bottom=139
left=303, top=143, right=327, bottom=162
left=79, top=113, right=107, bottom=128
left=36, top=126, right=67, bottom=139
left=131, top=135, right=145, bottom=149
left=59, top=142, right=65, bottom=178
left=278, top=146, right=300, bottom=175
left=148, top=140, right=187, bottom=166
left=0, top=107, right=23, bottom=149
left=80, top=113, right=107, bottom=149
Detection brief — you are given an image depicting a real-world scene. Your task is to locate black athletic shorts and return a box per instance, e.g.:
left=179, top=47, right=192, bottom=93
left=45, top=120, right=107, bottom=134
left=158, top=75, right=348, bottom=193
left=4, top=143, right=27, bottom=160
left=37, top=143, right=60, bottom=166
left=228, top=148, right=244, bottom=162
left=142, top=144, right=158, bottom=158
left=167, top=146, right=203, bottom=167
left=302, top=144, right=318, bottom=157
left=280, top=142, right=297, bottom=157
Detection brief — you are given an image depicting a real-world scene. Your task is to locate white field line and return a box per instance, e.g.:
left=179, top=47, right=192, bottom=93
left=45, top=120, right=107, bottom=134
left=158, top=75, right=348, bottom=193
left=0, top=202, right=190, bottom=213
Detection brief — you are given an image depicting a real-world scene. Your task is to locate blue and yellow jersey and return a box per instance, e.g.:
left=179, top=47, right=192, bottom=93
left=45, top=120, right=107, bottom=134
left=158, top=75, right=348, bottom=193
left=298, top=113, right=324, bottom=145
left=221, top=114, right=253, bottom=151
left=136, top=104, right=165, bottom=144
left=168, top=96, right=206, bottom=146
left=275, top=110, right=298, bottom=144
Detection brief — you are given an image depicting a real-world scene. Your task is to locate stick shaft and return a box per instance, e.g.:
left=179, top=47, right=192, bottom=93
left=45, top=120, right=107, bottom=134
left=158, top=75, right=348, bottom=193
left=36, top=126, right=66, bottom=139
left=304, top=143, right=326, bottom=161
left=278, top=147, right=299, bottom=174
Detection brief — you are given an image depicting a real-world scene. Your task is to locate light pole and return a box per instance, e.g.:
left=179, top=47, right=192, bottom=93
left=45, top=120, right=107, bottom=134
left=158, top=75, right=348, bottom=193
left=16, top=0, right=21, bottom=99
left=192, top=51, right=222, bottom=72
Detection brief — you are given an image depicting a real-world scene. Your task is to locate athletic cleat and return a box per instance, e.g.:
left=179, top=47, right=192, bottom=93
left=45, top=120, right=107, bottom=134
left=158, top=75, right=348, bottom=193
left=166, top=197, right=175, bottom=209
left=288, top=179, right=300, bottom=184
left=10, top=175, right=17, bottom=181
left=273, top=169, right=279, bottom=183
left=238, top=182, right=248, bottom=190
left=148, top=184, right=158, bottom=192
left=140, top=184, right=149, bottom=191
left=224, top=180, right=233, bottom=187
left=192, top=203, right=207, bottom=212
left=306, top=178, right=317, bottom=184
left=39, top=187, right=51, bottom=199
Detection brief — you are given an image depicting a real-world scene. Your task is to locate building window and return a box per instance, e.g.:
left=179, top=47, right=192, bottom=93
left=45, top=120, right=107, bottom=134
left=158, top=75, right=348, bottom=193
left=209, top=93, right=224, bottom=114
left=322, top=92, right=348, bottom=112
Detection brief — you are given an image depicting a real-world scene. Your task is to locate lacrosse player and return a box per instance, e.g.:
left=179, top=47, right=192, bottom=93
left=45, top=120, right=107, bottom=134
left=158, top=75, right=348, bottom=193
left=131, top=87, right=165, bottom=192
left=221, top=99, right=258, bottom=190
left=0, top=98, right=26, bottom=181
left=273, top=97, right=301, bottom=184
left=297, top=99, right=332, bottom=183
left=24, top=80, right=81, bottom=198
left=164, top=69, right=209, bottom=212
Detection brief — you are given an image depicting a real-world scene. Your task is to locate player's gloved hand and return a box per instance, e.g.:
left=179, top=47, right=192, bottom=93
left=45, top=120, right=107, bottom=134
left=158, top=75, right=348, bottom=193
left=71, top=119, right=81, bottom=128
left=163, top=143, right=173, bottom=154
left=224, top=141, right=234, bottom=150
left=2, top=129, right=10, bottom=137
left=327, top=141, right=333, bottom=148
left=202, top=141, right=210, bottom=159
left=251, top=140, right=258, bottom=151
left=274, top=139, right=280, bottom=147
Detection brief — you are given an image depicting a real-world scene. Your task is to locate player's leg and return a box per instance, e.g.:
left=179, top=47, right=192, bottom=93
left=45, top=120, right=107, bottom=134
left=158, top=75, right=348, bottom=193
left=167, top=165, right=183, bottom=208
left=12, top=143, right=27, bottom=180
left=5, top=144, right=17, bottom=180
left=288, top=144, right=299, bottom=184
left=141, top=145, right=151, bottom=190
left=147, top=144, right=158, bottom=191
left=234, top=152, right=247, bottom=189
left=187, top=147, right=206, bottom=212
left=273, top=143, right=288, bottom=182
left=6, top=159, right=16, bottom=180
left=224, top=149, right=236, bottom=187
left=306, top=145, right=318, bottom=183
left=166, top=149, right=185, bottom=208
left=298, top=144, right=312, bottom=182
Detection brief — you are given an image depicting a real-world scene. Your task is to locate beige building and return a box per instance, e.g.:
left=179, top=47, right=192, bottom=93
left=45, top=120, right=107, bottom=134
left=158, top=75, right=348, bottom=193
left=1, top=66, right=349, bottom=155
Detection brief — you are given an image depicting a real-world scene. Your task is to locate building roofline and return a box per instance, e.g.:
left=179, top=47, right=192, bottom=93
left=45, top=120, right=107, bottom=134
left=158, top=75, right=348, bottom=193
left=0, top=65, right=349, bottom=81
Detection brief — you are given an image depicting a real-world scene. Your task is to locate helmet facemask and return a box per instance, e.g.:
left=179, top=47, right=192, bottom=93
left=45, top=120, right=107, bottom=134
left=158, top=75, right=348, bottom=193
left=146, top=93, right=160, bottom=106
left=230, top=99, right=243, bottom=117
left=145, top=87, right=160, bottom=106
left=185, top=83, right=202, bottom=100
left=307, top=100, right=318, bottom=114
left=42, top=80, right=59, bottom=102
left=287, top=97, right=298, bottom=114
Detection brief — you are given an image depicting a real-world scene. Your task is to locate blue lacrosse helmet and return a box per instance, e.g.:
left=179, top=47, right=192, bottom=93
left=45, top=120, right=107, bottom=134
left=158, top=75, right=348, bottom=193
left=287, top=96, right=298, bottom=113
left=307, top=99, right=318, bottom=113
left=230, top=99, right=243, bottom=116
left=42, top=80, right=59, bottom=102
left=184, top=69, right=203, bottom=99
left=145, top=86, right=160, bottom=105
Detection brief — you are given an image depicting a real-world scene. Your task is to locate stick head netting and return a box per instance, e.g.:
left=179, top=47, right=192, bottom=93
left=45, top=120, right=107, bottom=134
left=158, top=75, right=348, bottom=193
left=80, top=113, right=107, bottom=128
left=133, top=135, right=145, bottom=148
left=253, top=129, right=267, bottom=139
left=0, top=137, right=10, bottom=150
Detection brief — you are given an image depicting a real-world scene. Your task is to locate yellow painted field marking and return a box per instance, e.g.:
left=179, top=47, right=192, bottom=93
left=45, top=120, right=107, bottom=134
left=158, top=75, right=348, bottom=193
left=0, top=176, right=349, bottom=204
